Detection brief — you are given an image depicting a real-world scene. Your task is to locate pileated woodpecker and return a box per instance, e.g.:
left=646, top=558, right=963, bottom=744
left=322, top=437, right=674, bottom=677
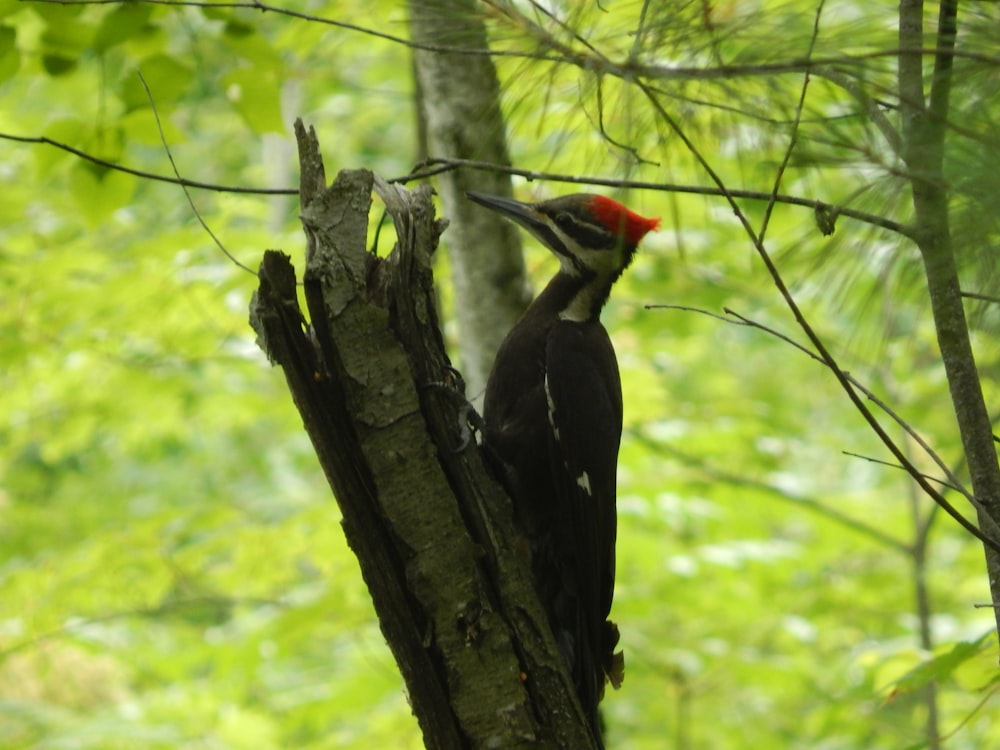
left=467, top=191, right=659, bottom=746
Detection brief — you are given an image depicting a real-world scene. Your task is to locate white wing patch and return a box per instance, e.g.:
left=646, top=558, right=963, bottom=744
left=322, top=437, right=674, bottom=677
left=544, top=372, right=560, bottom=441
left=547, top=353, right=595, bottom=498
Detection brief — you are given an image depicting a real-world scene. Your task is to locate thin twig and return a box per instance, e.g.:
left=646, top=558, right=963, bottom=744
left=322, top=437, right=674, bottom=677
left=935, top=682, right=1000, bottom=742
left=636, top=78, right=1000, bottom=551
left=525, top=0, right=607, bottom=61
left=397, top=157, right=911, bottom=236
left=842, top=451, right=967, bottom=494
left=628, top=0, right=653, bottom=63
left=137, top=71, right=255, bottom=275
left=759, top=0, right=824, bottom=244
left=812, top=67, right=903, bottom=156
left=0, top=131, right=909, bottom=237
left=0, top=131, right=293, bottom=195
left=648, top=303, right=976, bottom=508
left=961, top=291, right=1000, bottom=305
left=632, top=431, right=910, bottom=553
left=593, top=76, right=659, bottom=166
left=641, top=229, right=997, bottom=558
left=27, top=0, right=1000, bottom=73
left=0, top=596, right=281, bottom=661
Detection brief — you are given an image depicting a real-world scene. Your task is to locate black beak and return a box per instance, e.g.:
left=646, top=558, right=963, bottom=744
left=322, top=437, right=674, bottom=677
left=466, top=192, right=548, bottom=235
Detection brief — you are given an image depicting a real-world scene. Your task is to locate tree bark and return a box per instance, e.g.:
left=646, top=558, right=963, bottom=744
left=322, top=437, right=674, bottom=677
left=898, top=0, right=1000, bottom=638
left=248, top=121, right=599, bottom=749
left=409, top=0, right=531, bottom=400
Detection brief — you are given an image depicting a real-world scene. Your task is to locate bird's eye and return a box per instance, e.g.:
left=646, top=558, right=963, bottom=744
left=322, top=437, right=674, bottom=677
left=553, top=211, right=615, bottom=250
left=554, top=212, right=577, bottom=232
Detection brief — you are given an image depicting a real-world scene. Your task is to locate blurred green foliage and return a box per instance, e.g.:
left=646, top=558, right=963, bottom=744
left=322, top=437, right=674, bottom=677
left=1, top=0, right=998, bottom=748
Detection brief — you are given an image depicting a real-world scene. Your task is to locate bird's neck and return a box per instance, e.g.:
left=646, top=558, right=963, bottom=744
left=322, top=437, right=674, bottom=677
left=534, top=269, right=615, bottom=324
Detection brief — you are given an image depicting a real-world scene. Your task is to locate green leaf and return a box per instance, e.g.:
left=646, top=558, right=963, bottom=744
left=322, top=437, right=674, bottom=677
left=40, top=13, right=94, bottom=59
left=122, top=54, right=194, bottom=112
left=93, top=4, right=154, bottom=52
left=120, top=108, right=186, bottom=147
left=0, top=0, right=20, bottom=21
left=41, top=54, right=76, bottom=77
left=37, top=117, right=86, bottom=173
left=0, top=25, right=18, bottom=83
left=889, top=634, right=992, bottom=696
left=30, top=1, right=84, bottom=23
left=223, top=19, right=255, bottom=38
left=68, top=160, right=136, bottom=225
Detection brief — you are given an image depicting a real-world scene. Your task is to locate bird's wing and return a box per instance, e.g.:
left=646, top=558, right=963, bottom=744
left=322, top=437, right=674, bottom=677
left=544, top=320, right=622, bottom=698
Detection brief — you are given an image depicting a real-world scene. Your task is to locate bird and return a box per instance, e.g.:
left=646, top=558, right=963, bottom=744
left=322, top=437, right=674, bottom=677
left=467, top=191, right=659, bottom=746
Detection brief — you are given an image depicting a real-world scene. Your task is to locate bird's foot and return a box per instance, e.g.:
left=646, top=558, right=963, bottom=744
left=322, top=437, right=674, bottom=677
left=420, top=365, right=484, bottom=453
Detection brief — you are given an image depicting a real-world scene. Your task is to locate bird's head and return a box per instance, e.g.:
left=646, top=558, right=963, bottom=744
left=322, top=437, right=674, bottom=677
left=467, top=192, right=660, bottom=281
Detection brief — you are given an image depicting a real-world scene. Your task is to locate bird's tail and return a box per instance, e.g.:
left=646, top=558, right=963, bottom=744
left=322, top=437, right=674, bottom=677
left=572, top=618, right=624, bottom=747
left=601, top=620, right=625, bottom=694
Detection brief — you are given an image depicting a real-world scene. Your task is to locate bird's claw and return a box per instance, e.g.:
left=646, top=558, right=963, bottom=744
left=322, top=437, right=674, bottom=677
left=419, top=366, right=484, bottom=453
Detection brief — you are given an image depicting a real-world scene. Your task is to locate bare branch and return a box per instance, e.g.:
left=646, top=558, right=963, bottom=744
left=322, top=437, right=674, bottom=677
left=812, top=67, right=904, bottom=157
left=648, top=304, right=976, bottom=505
left=0, top=128, right=908, bottom=237
left=631, top=430, right=910, bottom=553
left=591, top=76, right=660, bottom=166
left=29, top=0, right=1000, bottom=75
left=397, top=158, right=911, bottom=236
left=0, top=130, right=292, bottom=195
left=842, top=451, right=966, bottom=495
left=137, top=71, right=255, bottom=275
left=641, top=296, right=999, bottom=551
left=759, top=0, right=825, bottom=244
left=961, top=290, right=1000, bottom=305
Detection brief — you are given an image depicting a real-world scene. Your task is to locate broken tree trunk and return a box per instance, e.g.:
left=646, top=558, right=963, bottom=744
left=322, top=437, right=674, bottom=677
left=248, top=120, right=599, bottom=750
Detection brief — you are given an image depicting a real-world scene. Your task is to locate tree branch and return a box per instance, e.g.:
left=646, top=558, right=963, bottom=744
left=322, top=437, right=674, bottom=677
left=409, top=0, right=531, bottom=397
left=647, top=304, right=986, bottom=535
left=0, top=126, right=910, bottom=238
left=632, top=431, right=910, bottom=553
left=635, top=82, right=1000, bottom=547
left=897, top=0, right=1000, bottom=639
left=399, top=158, right=911, bottom=236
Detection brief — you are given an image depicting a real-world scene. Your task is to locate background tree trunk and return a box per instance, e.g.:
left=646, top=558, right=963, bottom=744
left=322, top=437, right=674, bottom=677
left=897, top=0, right=1000, bottom=637
left=409, top=0, right=531, bottom=400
